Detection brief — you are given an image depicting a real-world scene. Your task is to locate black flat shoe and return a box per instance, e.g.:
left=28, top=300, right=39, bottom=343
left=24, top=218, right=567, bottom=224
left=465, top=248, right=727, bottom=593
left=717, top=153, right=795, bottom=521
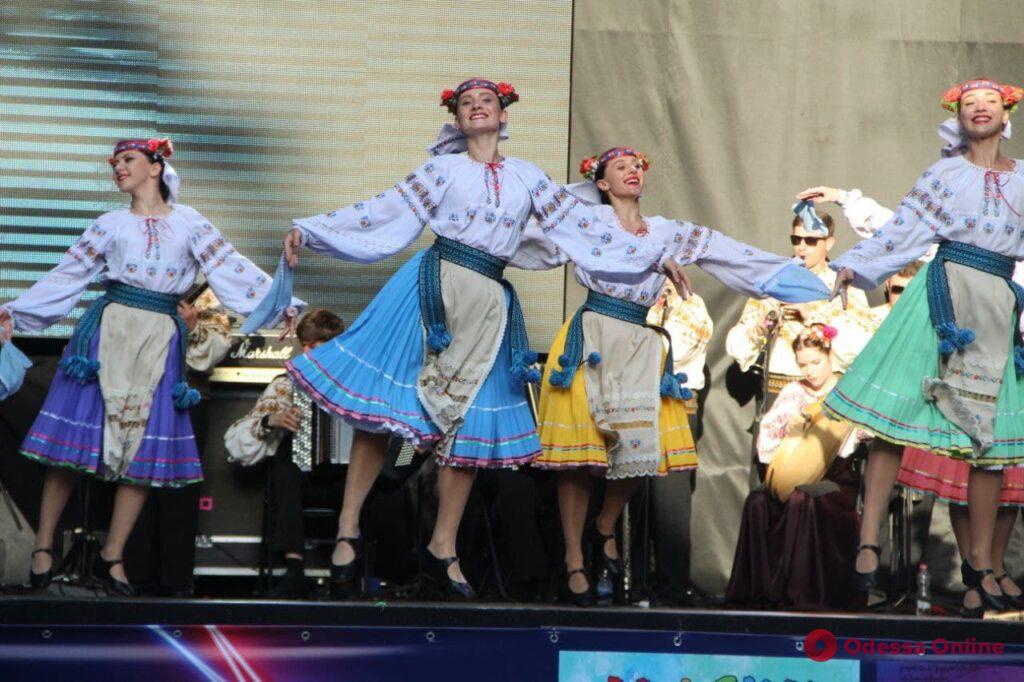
left=91, top=553, right=135, bottom=597
left=29, top=548, right=53, bottom=590
left=329, top=537, right=362, bottom=600
left=854, top=544, right=881, bottom=591
left=961, top=561, right=1007, bottom=612
left=995, top=574, right=1024, bottom=610
left=590, top=523, right=622, bottom=601
left=423, top=548, right=475, bottom=600
left=561, top=567, right=594, bottom=608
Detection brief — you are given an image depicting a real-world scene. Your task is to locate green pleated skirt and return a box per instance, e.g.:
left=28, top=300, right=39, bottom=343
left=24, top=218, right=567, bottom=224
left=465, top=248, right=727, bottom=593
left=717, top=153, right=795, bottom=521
left=823, top=261, right=1024, bottom=468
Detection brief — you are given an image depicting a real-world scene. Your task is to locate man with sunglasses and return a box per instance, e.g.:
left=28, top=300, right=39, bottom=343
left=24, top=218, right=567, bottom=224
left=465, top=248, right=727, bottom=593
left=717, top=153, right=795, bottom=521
left=726, top=208, right=870, bottom=407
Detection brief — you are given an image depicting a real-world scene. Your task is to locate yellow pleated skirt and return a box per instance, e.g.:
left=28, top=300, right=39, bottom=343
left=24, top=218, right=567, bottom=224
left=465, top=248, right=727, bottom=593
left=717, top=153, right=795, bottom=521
left=533, top=316, right=697, bottom=476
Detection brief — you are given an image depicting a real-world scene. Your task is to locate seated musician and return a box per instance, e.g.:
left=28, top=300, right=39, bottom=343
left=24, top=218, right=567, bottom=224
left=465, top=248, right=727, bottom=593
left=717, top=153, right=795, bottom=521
left=224, top=309, right=346, bottom=598
left=726, top=324, right=869, bottom=611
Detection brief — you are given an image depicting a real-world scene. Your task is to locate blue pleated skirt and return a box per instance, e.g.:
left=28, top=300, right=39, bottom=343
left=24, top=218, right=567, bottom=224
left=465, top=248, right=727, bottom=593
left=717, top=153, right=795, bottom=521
left=20, top=324, right=203, bottom=487
left=287, top=250, right=540, bottom=467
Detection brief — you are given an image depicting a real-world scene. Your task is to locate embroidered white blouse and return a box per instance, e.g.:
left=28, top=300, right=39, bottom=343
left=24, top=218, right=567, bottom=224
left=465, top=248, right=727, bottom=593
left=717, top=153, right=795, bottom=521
left=2, top=204, right=302, bottom=333
left=832, top=156, right=1024, bottom=289
left=513, top=204, right=805, bottom=306
left=293, top=153, right=666, bottom=281
left=757, top=378, right=866, bottom=464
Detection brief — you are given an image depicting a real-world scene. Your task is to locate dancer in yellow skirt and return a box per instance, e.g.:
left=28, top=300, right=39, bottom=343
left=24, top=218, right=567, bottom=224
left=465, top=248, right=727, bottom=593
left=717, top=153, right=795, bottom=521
left=531, top=147, right=830, bottom=605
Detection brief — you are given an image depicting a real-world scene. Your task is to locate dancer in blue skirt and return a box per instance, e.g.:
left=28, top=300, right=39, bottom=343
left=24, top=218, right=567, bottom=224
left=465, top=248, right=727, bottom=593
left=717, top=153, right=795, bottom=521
left=0, top=138, right=302, bottom=595
left=278, top=78, right=702, bottom=599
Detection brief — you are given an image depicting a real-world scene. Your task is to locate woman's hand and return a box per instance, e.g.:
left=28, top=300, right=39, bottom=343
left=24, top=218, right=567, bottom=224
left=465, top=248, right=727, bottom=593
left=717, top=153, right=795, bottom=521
left=830, top=267, right=855, bottom=309
left=178, top=301, right=199, bottom=332
left=284, top=228, right=303, bottom=268
left=0, top=309, right=12, bottom=344
left=277, top=307, right=297, bottom=342
left=795, top=186, right=841, bottom=205
left=662, top=261, right=692, bottom=300
left=267, top=407, right=303, bottom=433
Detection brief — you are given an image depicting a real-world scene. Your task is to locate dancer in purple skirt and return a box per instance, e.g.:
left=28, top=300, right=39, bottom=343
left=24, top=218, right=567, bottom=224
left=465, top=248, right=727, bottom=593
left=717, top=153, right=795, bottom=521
left=0, top=138, right=302, bottom=595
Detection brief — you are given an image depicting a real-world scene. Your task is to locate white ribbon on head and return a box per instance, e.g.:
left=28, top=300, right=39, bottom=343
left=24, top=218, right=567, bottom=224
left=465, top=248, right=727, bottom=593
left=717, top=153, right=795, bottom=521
left=162, top=161, right=180, bottom=204
left=427, top=121, right=509, bottom=156
left=938, top=117, right=1012, bottom=158
left=565, top=181, right=602, bottom=206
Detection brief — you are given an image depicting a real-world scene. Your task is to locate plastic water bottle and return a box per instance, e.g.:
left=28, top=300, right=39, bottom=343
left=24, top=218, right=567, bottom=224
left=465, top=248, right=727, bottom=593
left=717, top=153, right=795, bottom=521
left=916, top=563, right=932, bottom=616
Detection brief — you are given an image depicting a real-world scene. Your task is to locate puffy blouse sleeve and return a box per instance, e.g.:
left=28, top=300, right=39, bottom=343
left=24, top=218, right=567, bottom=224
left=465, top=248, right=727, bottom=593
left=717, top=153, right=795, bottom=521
left=293, top=157, right=453, bottom=263
left=185, top=207, right=304, bottom=318
left=1, top=218, right=116, bottom=332
left=830, top=168, right=945, bottom=290
left=665, top=218, right=825, bottom=302
left=511, top=161, right=665, bottom=282
left=507, top=218, right=570, bottom=270
left=756, top=381, right=807, bottom=464
left=224, top=375, right=294, bottom=467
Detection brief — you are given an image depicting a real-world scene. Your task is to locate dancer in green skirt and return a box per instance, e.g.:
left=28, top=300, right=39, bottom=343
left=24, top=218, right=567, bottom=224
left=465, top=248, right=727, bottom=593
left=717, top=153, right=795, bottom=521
left=828, top=78, right=1024, bottom=617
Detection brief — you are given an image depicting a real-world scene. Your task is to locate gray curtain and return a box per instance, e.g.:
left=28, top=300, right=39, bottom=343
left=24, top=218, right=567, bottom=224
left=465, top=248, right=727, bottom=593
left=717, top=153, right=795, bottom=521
left=570, top=0, right=1024, bottom=594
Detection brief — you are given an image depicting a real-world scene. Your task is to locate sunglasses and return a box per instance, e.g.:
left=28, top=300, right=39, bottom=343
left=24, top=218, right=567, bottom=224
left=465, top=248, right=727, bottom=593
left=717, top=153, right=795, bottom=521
left=888, top=285, right=906, bottom=295
left=790, top=235, right=825, bottom=247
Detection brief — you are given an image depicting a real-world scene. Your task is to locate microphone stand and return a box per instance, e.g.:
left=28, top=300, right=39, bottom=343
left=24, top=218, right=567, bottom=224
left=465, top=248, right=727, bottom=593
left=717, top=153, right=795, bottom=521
left=749, top=309, right=781, bottom=482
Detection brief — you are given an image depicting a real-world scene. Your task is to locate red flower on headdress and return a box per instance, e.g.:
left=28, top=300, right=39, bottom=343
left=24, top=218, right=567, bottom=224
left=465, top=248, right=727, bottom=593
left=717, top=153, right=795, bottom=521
left=821, top=324, right=838, bottom=340
left=941, top=79, right=1024, bottom=114
left=579, top=155, right=599, bottom=181
left=145, top=137, right=173, bottom=158
left=635, top=151, right=651, bottom=172
left=440, top=89, right=455, bottom=105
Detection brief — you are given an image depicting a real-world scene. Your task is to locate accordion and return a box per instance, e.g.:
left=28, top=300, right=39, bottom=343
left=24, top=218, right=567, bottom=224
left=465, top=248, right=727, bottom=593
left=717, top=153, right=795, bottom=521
left=290, top=387, right=353, bottom=472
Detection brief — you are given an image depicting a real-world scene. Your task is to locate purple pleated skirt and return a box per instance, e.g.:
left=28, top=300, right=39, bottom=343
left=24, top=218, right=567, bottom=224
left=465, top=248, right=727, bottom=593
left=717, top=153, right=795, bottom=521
left=20, top=323, right=203, bottom=487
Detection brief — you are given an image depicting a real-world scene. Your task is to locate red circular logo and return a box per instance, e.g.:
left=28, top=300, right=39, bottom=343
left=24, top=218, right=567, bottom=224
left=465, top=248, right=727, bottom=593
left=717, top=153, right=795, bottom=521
left=804, top=628, right=838, bottom=662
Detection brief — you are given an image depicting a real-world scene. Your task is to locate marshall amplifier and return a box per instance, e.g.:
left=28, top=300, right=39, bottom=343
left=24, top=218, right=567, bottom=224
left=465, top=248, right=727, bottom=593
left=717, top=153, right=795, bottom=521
left=194, top=333, right=352, bottom=577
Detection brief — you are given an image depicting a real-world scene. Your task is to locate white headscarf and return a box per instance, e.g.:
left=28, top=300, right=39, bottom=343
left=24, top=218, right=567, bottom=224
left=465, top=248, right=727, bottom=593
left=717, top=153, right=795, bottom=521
left=428, top=122, right=510, bottom=157
left=938, top=117, right=1012, bottom=158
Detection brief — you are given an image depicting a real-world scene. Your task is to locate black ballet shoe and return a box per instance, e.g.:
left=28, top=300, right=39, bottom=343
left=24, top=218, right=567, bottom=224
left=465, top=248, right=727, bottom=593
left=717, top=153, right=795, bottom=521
left=961, top=561, right=1007, bottom=612
left=91, top=553, right=135, bottom=597
left=423, top=548, right=475, bottom=600
left=960, top=588, right=985, bottom=619
left=589, top=522, right=622, bottom=601
left=995, top=574, right=1024, bottom=610
left=854, top=544, right=881, bottom=591
left=561, top=567, right=594, bottom=608
left=329, top=537, right=362, bottom=600
left=29, top=548, right=53, bottom=590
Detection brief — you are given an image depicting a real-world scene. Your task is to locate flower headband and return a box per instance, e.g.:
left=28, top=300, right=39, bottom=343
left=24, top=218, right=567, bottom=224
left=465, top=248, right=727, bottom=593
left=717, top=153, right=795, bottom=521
left=579, top=147, right=650, bottom=182
left=798, top=324, right=838, bottom=348
left=112, top=137, right=174, bottom=161
left=440, top=79, right=519, bottom=114
left=941, top=79, right=1024, bottom=114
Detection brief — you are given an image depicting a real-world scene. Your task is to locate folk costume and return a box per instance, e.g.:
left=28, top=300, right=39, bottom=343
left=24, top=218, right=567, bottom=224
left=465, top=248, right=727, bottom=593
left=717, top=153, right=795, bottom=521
left=532, top=148, right=831, bottom=479
left=824, top=79, right=1024, bottom=468
left=0, top=139, right=301, bottom=486
left=279, top=82, right=671, bottom=469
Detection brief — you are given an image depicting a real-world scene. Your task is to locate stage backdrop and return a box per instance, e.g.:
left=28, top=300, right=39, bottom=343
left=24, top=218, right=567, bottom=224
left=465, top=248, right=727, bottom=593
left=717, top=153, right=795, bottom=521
left=0, top=0, right=573, bottom=345
left=569, top=0, right=1024, bottom=593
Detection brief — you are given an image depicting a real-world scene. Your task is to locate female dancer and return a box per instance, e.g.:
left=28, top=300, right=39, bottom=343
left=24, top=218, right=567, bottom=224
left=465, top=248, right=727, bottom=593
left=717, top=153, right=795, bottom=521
left=530, top=147, right=830, bottom=605
left=800, top=184, right=1024, bottom=616
left=0, top=138, right=301, bottom=595
left=828, top=79, right=1024, bottom=616
left=278, top=80, right=694, bottom=599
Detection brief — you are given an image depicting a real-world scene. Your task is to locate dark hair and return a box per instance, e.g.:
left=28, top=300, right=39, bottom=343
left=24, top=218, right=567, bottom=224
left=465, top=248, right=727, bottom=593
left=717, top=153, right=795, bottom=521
left=792, top=323, right=834, bottom=354
left=142, top=151, right=171, bottom=202
left=791, top=210, right=835, bottom=237
left=594, top=162, right=612, bottom=205
left=296, top=309, right=345, bottom=346
left=896, top=261, right=923, bottom=279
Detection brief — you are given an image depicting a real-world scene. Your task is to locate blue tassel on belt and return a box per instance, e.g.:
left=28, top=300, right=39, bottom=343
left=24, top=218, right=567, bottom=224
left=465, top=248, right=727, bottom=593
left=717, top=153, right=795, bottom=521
left=60, top=281, right=200, bottom=409
left=549, top=289, right=691, bottom=399
left=418, top=236, right=539, bottom=383
left=926, top=240, right=1024, bottom=375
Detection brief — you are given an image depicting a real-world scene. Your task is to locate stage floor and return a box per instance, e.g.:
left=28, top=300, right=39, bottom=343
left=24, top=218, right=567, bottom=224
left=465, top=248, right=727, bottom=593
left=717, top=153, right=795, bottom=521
left=0, top=595, right=1022, bottom=681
